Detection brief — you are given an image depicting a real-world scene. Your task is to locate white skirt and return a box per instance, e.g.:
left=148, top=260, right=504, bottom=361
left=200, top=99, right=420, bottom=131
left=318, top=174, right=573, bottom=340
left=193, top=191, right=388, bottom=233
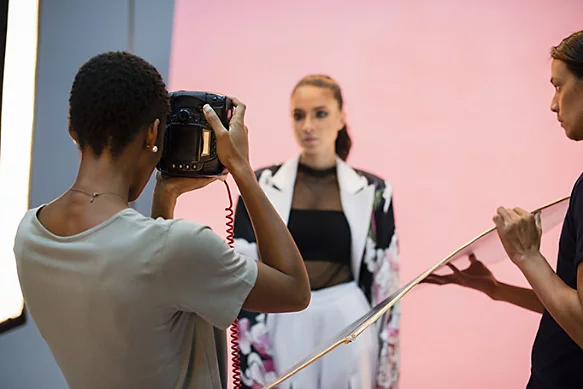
left=267, top=281, right=379, bottom=389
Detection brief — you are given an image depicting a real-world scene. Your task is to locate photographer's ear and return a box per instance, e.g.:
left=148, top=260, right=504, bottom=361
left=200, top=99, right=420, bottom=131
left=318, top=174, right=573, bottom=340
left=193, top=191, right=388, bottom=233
left=145, top=119, right=160, bottom=152
left=68, top=120, right=79, bottom=146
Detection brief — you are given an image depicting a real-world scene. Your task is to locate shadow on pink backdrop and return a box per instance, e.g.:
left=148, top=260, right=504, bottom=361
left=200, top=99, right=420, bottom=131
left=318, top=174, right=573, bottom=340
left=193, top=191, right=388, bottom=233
left=168, top=1, right=583, bottom=388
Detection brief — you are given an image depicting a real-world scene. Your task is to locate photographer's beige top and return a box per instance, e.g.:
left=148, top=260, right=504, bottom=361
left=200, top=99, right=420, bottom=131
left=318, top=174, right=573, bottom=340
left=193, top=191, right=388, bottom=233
left=13, top=206, right=258, bottom=389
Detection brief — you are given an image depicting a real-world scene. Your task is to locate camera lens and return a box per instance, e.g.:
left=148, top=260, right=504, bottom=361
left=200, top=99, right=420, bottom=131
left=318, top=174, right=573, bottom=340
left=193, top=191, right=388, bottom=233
left=176, top=108, right=192, bottom=123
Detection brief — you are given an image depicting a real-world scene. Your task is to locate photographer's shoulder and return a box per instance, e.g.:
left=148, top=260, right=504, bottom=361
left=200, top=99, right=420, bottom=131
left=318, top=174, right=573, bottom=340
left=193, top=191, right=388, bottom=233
left=156, top=218, right=212, bottom=258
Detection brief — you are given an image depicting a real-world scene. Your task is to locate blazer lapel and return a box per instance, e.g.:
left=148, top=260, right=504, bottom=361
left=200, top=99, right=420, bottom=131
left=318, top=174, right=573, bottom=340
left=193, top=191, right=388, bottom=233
left=258, top=155, right=375, bottom=281
left=258, top=155, right=300, bottom=225
left=337, top=158, right=375, bottom=280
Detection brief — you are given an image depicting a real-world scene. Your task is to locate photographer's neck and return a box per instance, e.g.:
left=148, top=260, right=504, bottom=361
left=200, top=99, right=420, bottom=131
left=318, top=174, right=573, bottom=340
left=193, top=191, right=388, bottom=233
left=72, top=151, right=133, bottom=202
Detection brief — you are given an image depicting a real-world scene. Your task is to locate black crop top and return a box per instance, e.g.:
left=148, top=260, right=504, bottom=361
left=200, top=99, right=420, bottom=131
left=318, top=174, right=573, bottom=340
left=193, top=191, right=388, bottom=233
left=288, top=209, right=351, bottom=265
left=287, top=209, right=353, bottom=290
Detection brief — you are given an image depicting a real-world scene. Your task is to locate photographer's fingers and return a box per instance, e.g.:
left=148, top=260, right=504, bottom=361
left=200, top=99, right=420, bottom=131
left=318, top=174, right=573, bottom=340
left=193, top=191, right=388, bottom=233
left=203, top=104, right=228, bottom=136
left=228, top=96, right=246, bottom=125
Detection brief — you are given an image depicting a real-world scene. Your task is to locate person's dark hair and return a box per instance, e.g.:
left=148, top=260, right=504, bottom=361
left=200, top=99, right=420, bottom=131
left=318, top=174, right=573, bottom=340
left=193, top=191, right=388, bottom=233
left=69, top=51, right=170, bottom=157
left=551, top=30, right=583, bottom=79
left=292, top=74, right=352, bottom=161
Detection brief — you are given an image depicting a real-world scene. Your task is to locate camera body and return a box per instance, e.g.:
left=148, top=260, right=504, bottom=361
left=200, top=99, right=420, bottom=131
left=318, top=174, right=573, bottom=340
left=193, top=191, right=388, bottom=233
left=157, top=91, right=233, bottom=177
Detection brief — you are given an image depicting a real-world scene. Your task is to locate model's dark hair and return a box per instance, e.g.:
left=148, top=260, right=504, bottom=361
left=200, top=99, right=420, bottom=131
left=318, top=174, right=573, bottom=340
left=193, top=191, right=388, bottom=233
left=68, top=51, right=170, bottom=157
left=292, top=74, right=352, bottom=161
left=551, top=30, right=583, bottom=79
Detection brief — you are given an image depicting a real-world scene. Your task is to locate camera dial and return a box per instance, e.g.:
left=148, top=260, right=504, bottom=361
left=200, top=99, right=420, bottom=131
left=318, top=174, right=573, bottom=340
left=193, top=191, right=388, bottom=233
left=176, top=108, right=194, bottom=123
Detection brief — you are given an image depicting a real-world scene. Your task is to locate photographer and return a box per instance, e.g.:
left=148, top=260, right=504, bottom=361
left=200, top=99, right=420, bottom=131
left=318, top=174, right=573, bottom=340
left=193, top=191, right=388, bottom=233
left=13, top=51, right=310, bottom=389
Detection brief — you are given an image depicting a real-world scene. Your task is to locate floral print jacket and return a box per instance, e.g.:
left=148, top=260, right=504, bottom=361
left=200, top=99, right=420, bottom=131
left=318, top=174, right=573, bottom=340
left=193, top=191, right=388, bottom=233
left=232, top=156, right=400, bottom=389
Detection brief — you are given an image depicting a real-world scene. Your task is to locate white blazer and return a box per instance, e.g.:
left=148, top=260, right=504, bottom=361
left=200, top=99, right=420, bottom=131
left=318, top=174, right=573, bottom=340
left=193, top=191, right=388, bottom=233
left=235, top=154, right=376, bottom=280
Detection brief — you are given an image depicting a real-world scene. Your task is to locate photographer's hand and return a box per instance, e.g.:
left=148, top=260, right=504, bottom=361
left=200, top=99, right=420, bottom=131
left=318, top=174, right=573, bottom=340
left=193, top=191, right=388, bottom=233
left=203, top=97, right=249, bottom=172
left=155, top=171, right=225, bottom=196
left=151, top=172, right=226, bottom=219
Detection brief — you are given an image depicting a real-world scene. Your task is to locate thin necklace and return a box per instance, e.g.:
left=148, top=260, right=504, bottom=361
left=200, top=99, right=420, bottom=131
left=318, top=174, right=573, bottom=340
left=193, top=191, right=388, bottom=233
left=69, top=188, right=128, bottom=203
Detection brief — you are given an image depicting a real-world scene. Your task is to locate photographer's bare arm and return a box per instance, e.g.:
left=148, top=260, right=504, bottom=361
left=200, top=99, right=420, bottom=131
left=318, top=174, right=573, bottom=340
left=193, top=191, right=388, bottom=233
left=152, top=97, right=310, bottom=313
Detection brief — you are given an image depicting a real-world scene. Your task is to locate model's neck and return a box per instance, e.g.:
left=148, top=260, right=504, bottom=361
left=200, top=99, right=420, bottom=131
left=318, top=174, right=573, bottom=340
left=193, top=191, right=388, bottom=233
left=299, top=152, right=337, bottom=170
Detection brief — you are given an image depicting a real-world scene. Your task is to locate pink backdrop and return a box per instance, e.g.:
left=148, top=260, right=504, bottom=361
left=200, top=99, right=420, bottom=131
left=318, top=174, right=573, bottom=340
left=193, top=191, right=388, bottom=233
left=168, top=1, right=583, bottom=388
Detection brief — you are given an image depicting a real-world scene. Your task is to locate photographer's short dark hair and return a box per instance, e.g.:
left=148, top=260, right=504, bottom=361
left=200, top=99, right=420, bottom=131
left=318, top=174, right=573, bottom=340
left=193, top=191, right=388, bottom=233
left=69, top=51, right=170, bottom=156
left=551, top=30, right=583, bottom=79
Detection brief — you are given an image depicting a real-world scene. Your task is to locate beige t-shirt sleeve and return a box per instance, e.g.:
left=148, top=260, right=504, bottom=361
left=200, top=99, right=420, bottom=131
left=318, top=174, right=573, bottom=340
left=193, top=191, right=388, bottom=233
left=161, top=219, right=258, bottom=330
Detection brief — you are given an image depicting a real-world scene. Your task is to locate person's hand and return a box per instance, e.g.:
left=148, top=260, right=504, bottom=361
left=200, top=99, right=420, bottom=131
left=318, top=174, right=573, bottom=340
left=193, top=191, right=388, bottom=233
left=422, top=254, right=500, bottom=298
left=493, top=207, right=542, bottom=266
left=203, top=97, right=249, bottom=172
left=154, top=171, right=226, bottom=198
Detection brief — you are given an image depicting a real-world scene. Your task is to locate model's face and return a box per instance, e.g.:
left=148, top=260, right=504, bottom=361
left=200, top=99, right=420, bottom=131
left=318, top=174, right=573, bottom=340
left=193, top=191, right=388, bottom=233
left=550, top=59, right=583, bottom=141
left=290, top=85, right=345, bottom=158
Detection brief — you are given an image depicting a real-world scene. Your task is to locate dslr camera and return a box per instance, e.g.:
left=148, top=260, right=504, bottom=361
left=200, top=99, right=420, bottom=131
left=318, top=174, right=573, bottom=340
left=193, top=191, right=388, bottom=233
left=157, top=91, right=233, bottom=177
